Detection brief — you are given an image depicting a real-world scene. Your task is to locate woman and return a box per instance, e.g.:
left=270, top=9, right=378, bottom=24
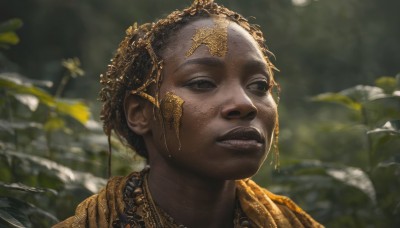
left=54, top=0, right=323, bottom=227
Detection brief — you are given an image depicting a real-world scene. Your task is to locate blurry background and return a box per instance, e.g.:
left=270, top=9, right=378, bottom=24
left=1, top=0, right=399, bottom=227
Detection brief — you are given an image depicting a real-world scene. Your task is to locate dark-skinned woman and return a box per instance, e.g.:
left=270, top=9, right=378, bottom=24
left=54, top=0, right=324, bottom=227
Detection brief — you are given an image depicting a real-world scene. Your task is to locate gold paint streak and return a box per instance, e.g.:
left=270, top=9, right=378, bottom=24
left=186, top=16, right=229, bottom=57
left=160, top=92, right=185, bottom=150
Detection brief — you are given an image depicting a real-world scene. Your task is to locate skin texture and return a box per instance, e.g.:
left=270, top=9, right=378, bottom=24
left=125, top=17, right=277, bottom=228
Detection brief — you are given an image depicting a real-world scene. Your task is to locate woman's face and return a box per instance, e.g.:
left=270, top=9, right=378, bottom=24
left=146, top=17, right=277, bottom=180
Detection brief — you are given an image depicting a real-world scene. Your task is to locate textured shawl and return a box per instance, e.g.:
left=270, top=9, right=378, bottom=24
left=53, top=173, right=323, bottom=228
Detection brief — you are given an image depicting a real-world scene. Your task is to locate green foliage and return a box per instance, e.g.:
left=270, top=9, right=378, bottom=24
left=0, top=19, right=23, bottom=49
left=2, top=0, right=400, bottom=226
left=269, top=75, right=400, bottom=227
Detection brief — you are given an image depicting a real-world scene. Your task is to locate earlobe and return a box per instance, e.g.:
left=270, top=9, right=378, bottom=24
left=124, top=94, right=151, bottom=135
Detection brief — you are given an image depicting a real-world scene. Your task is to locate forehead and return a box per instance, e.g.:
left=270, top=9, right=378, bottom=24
left=162, top=17, right=265, bottom=61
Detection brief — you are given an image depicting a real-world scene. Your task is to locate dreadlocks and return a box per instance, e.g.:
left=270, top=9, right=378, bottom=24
left=99, top=0, right=279, bottom=161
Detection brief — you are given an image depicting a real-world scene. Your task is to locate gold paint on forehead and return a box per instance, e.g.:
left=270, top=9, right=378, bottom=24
left=160, top=92, right=185, bottom=149
left=186, top=16, right=229, bottom=57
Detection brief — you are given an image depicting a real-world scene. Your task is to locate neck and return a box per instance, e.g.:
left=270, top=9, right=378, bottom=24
left=147, top=162, right=237, bottom=228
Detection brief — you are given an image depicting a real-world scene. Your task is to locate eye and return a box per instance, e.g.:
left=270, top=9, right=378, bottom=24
left=247, top=80, right=270, bottom=94
left=185, top=78, right=216, bottom=91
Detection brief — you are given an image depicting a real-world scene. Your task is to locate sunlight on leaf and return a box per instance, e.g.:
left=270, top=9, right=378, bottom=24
left=55, top=99, right=90, bottom=125
left=367, top=120, right=400, bottom=135
left=375, top=76, right=397, bottom=94
left=1, top=75, right=90, bottom=125
left=14, top=94, right=39, bottom=111
left=311, top=92, right=362, bottom=110
left=0, top=209, right=25, bottom=228
left=327, top=167, right=376, bottom=204
left=0, top=32, right=19, bottom=45
left=0, top=150, right=107, bottom=193
left=340, top=85, right=386, bottom=103
left=0, top=182, right=57, bottom=195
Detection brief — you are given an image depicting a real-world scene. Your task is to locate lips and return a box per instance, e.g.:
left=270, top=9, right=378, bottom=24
left=216, top=127, right=265, bottom=151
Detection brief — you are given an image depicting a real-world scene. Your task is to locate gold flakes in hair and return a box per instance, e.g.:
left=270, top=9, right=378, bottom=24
left=130, top=79, right=159, bottom=107
left=186, top=16, right=229, bottom=57
left=160, top=92, right=185, bottom=149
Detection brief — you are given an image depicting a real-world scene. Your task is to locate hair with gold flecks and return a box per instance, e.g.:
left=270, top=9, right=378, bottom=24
left=99, top=0, right=280, bottom=163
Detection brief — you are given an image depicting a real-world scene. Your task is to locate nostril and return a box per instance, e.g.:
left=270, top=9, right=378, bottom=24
left=227, top=110, right=241, bottom=118
left=245, top=110, right=257, bottom=120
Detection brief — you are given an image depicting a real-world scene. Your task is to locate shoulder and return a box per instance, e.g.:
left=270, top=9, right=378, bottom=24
left=236, top=179, right=324, bottom=228
left=52, top=173, right=135, bottom=228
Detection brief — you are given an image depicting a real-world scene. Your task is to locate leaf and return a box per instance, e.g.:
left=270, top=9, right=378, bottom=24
left=340, top=85, right=386, bottom=103
left=55, top=99, right=90, bottom=125
left=44, top=117, right=65, bottom=132
left=276, top=160, right=377, bottom=204
left=326, top=167, right=376, bottom=204
left=0, top=120, right=42, bottom=134
left=0, top=73, right=53, bottom=88
left=0, top=19, right=23, bottom=34
left=0, top=197, right=58, bottom=227
left=0, top=32, right=19, bottom=45
left=0, top=182, right=57, bottom=195
left=368, top=120, right=400, bottom=135
left=0, top=209, right=26, bottom=228
left=0, top=150, right=106, bottom=193
left=310, top=92, right=362, bottom=110
left=14, top=94, right=39, bottom=111
left=375, top=76, right=397, bottom=94
left=365, top=96, right=400, bottom=125
left=0, top=75, right=90, bottom=125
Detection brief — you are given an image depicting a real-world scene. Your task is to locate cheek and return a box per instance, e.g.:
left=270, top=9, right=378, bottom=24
left=258, top=98, right=278, bottom=136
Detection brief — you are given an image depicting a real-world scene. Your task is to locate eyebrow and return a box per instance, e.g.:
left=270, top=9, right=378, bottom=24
left=174, top=57, right=225, bottom=73
left=242, top=59, right=270, bottom=77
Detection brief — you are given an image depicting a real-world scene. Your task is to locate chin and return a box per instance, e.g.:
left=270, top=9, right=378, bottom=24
left=212, top=161, right=263, bottom=180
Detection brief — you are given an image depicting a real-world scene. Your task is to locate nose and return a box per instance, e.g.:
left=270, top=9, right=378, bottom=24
left=221, top=88, right=258, bottom=120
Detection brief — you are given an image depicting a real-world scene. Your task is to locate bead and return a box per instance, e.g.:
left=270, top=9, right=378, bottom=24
left=240, top=220, right=250, bottom=227
left=134, top=188, right=143, bottom=194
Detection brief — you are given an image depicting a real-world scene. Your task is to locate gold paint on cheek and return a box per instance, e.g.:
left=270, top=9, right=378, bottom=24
left=186, top=17, right=229, bottom=57
left=160, top=92, right=185, bottom=149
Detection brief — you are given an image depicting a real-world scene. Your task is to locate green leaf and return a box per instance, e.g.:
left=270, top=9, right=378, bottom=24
left=365, top=96, right=400, bottom=125
left=55, top=99, right=90, bottom=125
left=0, top=32, right=19, bottom=45
left=340, top=85, right=386, bottom=103
left=326, top=167, right=376, bottom=204
left=0, top=19, right=23, bottom=34
left=311, top=92, right=362, bottom=110
left=0, top=182, right=57, bottom=195
left=0, top=197, right=58, bottom=227
left=0, top=209, right=26, bottom=228
left=0, top=120, right=42, bottom=135
left=43, top=117, right=65, bottom=132
left=368, top=120, right=400, bottom=135
left=0, top=74, right=90, bottom=125
left=0, top=150, right=107, bottom=193
left=375, top=76, right=397, bottom=94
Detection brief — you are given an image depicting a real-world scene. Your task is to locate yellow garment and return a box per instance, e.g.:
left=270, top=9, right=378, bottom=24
left=53, top=173, right=323, bottom=228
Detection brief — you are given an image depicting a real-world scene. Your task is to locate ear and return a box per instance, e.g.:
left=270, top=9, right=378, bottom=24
left=124, top=94, right=152, bottom=135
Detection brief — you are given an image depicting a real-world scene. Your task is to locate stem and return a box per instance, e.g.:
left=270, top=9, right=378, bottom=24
left=54, top=73, right=70, bottom=98
left=361, top=106, right=373, bottom=172
left=4, top=91, right=18, bottom=150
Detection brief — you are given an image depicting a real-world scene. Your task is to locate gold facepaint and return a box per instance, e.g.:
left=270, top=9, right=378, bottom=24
left=186, top=16, right=229, bottom=57
left=160, top=92, right=185, bottom=149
